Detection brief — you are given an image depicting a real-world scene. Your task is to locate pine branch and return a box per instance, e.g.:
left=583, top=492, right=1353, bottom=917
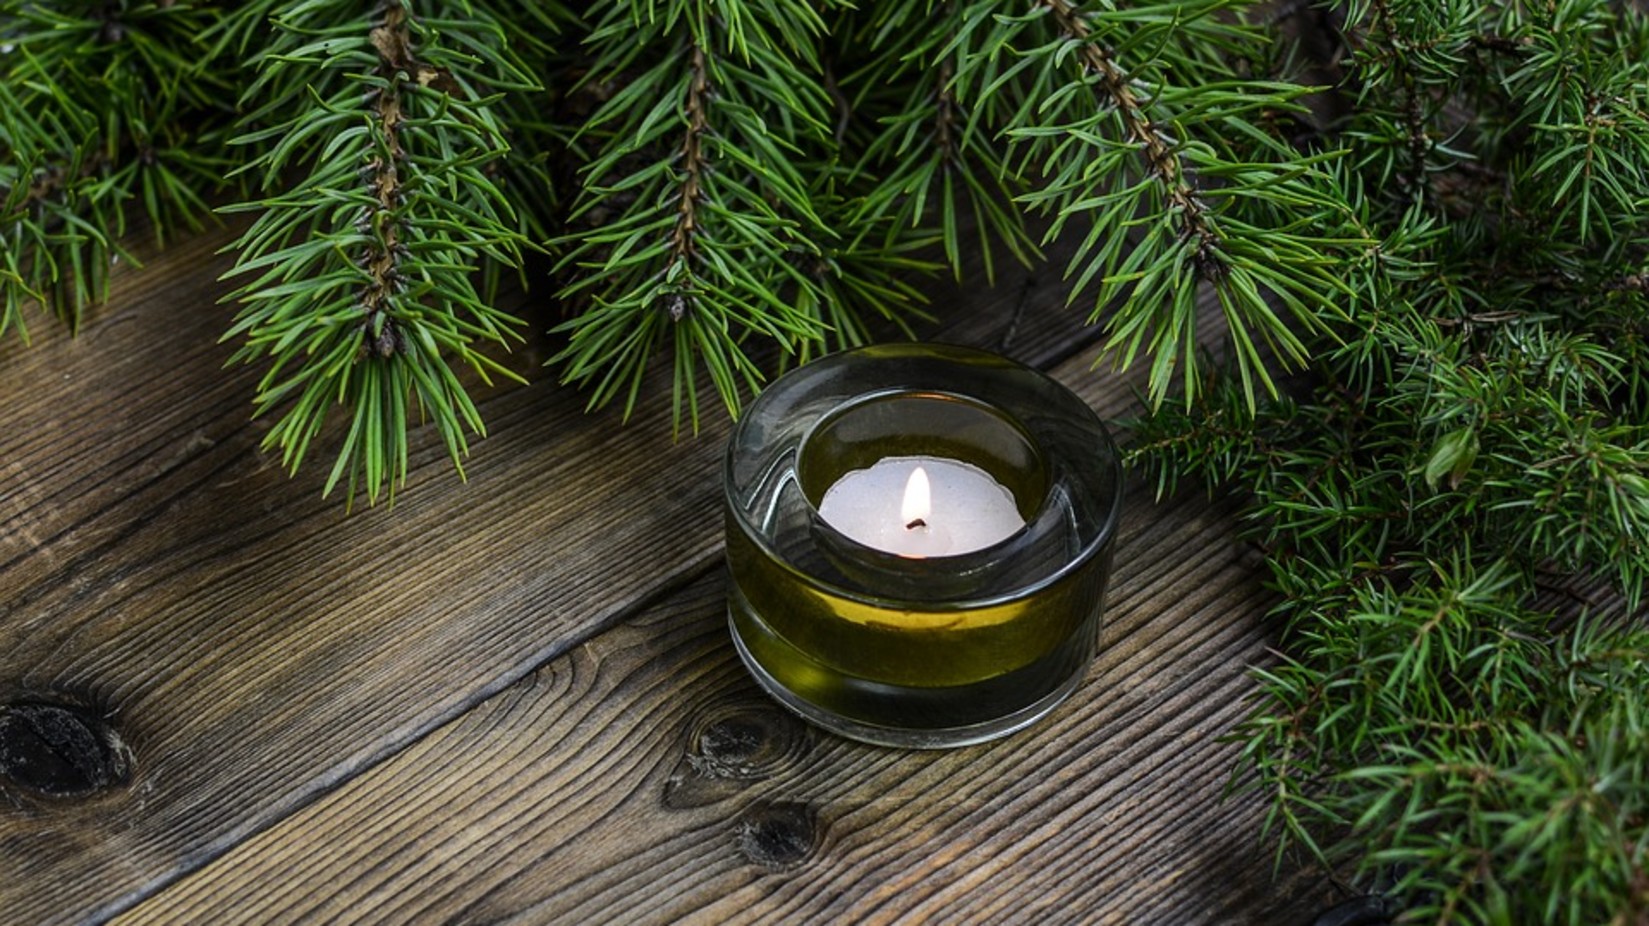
left=551, top=0, right=906, bottom=432
left=1, top=0, right=232, bottom=340
left=221, top=0, right=545, bottom=504
left=839, top=2, right=1040, bottom=283
left=1123, top=4, right=1649, bottom=917
left=1039, top=0, right=1220, bottom=266
left=956, top=0, right=1370, bottom=410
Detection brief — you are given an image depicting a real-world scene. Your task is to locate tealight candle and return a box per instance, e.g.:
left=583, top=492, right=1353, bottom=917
left=817, top=458, right=1025, bottom=558
left=724, top=343, right=1121, bottom=748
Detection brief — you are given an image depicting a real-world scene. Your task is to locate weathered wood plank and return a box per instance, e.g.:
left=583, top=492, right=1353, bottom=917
left=111, top=351, right=1334, bottom=925
left=0, top=223, right=1109, bottom=923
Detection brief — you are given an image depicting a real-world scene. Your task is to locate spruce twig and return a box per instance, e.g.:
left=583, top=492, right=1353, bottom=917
left=1, top=0, right=231, bottom=339
left=552, top=0, right=897, bottom=432
left=220, top=0, right=546, bottom=503
left=966, top=0, right=1369, bottom=409
left=1039, top=0, right=1222, bottom=274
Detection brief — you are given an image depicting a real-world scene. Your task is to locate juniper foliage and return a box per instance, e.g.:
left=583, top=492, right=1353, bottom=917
left=4, top=2, right=1649, bottom=919
left=1126, top=1, right=1649, bottom=919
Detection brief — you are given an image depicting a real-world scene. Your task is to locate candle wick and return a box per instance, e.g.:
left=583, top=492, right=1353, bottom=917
left=905, top=518, right=927, bottom=531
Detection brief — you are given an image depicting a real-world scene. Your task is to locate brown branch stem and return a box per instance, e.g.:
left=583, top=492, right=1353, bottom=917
left=935, top=58, right=958, bottom=165
left=662, top=43, right=711, bottom=321
left=358, top=0, right=421, bottom=358
left=1039, top=0, right=1222, bottom=277
left=1367, top=0, right=1431, bottom=197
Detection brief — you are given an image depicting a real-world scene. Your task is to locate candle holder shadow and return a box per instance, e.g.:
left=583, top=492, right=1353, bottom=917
left=724, top=344, right=1122, bottom=749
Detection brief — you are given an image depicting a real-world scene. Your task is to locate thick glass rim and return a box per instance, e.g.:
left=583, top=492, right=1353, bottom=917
left=723, top=342, right=1124, bottom=611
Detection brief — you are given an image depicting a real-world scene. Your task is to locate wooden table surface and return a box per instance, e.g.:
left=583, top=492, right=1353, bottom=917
left=1, top=223, right=1338, bottom=924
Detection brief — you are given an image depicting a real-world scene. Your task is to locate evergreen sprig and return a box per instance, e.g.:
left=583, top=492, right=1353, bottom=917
left=978, top=0, right=1367, bottom=408
left=1127, top=0, right=1649, bottom=918
left=551, top=0, right=952, bottom=431
left=219, top=0, right=553, bottom=503
left=551, top=0, right=843, bottom=429
left=1, top=0, right=231, bottom=340
left=838, top=2, right=1040, bottom=284
left=5, top=0, right=1359, bottom=495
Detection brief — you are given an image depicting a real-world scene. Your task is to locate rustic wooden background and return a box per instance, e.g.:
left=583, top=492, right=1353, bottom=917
left=0, top=221, right=1343, bottom=923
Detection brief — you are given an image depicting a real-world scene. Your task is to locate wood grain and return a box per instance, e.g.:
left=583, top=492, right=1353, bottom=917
left=0, top=221, right=1136, bottom=923
left=107, top=354, right=1336, bottom=924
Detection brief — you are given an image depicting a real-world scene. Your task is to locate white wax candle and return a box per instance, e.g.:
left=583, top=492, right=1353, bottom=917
left=817, top=455, right=1025, bottom=558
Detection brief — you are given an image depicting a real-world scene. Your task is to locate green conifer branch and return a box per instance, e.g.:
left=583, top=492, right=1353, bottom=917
left=1125, top=1, right=1649, bottom=917
left=1, top=0, right=232, bottom=340
left=221, top=0, right=542, bottom=504
left=840, top=2, right=1040, bottom=284
left=954, top=0, right=1369, bottom=410
left=551, top=0, right=875, bottom=431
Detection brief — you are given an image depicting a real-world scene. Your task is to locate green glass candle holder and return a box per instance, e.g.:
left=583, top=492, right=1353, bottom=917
left=723, top=343, right=1122, bottom=748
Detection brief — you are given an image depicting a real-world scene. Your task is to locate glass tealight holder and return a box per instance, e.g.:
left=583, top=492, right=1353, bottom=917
left=723, top=343, right=1122, bottom=748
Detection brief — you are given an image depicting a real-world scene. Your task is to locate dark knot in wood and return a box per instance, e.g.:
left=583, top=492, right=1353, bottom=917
left=695, top=716, right=768, bottom=769
left=663, top=702, right=811, bottom=810
left=0, top=702, right=131, bottom=797
left=734, top=801, right=818, bottom=870
left=685, top=703, right=808, bottom=782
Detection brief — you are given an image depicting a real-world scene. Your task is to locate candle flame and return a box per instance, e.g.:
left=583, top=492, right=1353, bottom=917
left=901, top=466, right=931, bottom=529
